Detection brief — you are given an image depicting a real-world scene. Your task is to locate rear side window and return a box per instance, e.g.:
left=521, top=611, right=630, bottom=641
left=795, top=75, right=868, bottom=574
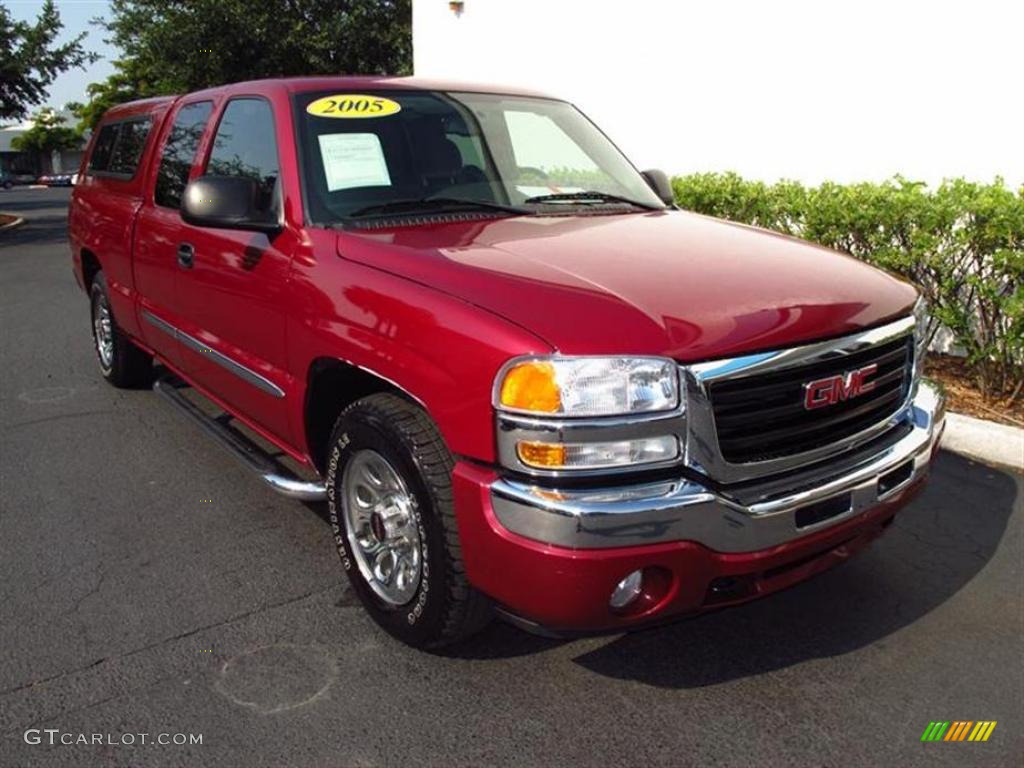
left=87, top=124, right=120, bottom=172
left=155, top=101, right=214, bottom=209
left=108, top=118, right=152, bottom=175
left=87, top=118, right=152, bottom=177
left=206, top=98, right=280, bottom=214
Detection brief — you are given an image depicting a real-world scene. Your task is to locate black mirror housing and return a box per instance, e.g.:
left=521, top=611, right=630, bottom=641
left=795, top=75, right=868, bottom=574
left=181, top=175, right=281, bottom=234
left=641, top=169, right=675, bottom=206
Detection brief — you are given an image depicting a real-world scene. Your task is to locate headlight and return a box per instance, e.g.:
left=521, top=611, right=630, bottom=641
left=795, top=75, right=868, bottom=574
left=495, top=356, right=680, bottom=417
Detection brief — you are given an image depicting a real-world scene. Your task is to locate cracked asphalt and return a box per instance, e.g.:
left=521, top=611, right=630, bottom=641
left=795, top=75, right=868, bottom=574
left=1, top=187, right=1022, bottom=767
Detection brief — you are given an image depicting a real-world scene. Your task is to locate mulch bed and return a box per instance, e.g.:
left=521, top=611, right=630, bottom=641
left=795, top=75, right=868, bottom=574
left=0, top=213, right=18, bottom=228
left=926, top=354, right=1023, bottom=428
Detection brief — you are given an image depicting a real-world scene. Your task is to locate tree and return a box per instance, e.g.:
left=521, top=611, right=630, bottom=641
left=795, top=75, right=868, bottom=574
left=69, top=57, right=155, bottom=132
left=10, top=108, right=79, bottom=153
left=74, top=0, right=411, bottom=130
left=0, top=0, right=98, bottom=121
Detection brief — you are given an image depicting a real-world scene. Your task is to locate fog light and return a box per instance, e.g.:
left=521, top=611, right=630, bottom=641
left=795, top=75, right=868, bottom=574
left=609, top=569, right=644, bottom=609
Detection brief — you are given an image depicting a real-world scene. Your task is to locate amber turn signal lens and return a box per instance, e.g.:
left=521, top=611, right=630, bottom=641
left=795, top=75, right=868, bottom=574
left=516, top=441, right=567, bottom=468
left=499, top=361, right=562, bottom=413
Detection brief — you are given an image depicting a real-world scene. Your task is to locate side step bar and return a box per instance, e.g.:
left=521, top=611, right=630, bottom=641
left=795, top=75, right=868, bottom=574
left=153, top=378, right=327, bottom=502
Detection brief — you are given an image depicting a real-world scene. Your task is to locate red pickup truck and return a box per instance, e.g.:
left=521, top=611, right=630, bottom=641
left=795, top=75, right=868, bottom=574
left=69, top=77, right=945, bottom=648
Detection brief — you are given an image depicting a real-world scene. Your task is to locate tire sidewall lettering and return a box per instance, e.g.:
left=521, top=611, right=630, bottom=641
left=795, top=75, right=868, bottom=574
left=326, top=438, right=352, bottom=572
left=406, top=497, right=429, bottom=625
left=328, top=424, right=431, bottom=625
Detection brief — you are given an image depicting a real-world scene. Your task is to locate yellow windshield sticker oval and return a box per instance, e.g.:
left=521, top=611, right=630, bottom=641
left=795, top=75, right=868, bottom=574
left=306, top=95, right=401, bottom=118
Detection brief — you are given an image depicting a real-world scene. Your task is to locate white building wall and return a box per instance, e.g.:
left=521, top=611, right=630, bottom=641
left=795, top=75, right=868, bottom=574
left=413, top=0, right=1023, bottom=187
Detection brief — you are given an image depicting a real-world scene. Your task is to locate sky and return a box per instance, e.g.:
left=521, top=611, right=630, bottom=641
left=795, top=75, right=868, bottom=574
left=7, top=0, right=117, bottom=110
left=7, top=1, right=1021, bottom=186
left=415, top=0, right=1024, bottom=186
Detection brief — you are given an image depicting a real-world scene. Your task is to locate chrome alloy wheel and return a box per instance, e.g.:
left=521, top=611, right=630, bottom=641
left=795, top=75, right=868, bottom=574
left=342, top=449, right=423, bottom=606
left=93, top=293, right=114, bottom=370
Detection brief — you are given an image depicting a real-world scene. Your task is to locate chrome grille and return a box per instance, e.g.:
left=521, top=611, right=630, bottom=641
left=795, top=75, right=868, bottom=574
left=708, top=335, right=913, bottom=463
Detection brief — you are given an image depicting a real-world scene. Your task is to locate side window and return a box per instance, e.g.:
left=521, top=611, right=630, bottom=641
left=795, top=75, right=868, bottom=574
left=87, top=123, right=120, bottom=173
left=155, top=101, right=214, bottom=209
left=206, top=98, right=280, bottom=214
left=107, top=118, right=152, bottom=176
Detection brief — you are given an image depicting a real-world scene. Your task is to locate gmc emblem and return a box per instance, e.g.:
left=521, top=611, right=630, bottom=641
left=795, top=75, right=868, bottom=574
left=803, top=364, right=878, bottom=410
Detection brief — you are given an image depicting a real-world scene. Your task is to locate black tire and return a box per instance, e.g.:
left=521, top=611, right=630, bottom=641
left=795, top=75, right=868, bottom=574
left=90, top=271, right=152, bottom=388
left=326, top=393, right=492, bottom=648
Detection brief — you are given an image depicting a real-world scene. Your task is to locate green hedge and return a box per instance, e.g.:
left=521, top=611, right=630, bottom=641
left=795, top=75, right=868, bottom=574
left=672, top=173, right=1024, bottom=405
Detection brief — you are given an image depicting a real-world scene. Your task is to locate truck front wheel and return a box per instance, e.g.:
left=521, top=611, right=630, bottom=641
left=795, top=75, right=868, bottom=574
left=90, top=271, right=152, bottom=388
left=326, top=393, right=491, bottom=648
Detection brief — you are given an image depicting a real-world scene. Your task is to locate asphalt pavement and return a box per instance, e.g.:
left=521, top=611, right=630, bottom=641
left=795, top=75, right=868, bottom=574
left=1, top=186, right=1021, bottom=767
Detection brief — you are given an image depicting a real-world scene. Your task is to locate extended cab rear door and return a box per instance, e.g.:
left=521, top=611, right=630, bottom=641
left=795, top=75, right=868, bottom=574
left=71, top=111, right=160, bottom=343
left=134, top=99, right=217, bottom=369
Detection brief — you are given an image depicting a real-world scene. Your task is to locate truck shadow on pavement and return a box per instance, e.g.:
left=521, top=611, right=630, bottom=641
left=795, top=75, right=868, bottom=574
left=448, top=451, right=1020, bottom=685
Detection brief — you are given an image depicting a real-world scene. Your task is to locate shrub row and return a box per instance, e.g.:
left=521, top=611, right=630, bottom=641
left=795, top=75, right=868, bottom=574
left=671, top=173, right=1023, bottom=405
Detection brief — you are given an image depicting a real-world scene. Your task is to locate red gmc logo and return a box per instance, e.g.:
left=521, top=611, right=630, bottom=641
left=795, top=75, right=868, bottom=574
left=803, top=364, right=878, bottom=409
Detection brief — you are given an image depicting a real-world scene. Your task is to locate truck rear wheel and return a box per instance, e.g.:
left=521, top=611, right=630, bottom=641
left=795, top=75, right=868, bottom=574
left=326, top=393, right=491, bottom=648
left=90, top=271, right=152, bottom=388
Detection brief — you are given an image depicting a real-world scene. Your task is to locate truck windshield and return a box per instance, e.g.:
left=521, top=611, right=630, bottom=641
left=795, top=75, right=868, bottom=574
left=294, top=90, right=665, bottom=224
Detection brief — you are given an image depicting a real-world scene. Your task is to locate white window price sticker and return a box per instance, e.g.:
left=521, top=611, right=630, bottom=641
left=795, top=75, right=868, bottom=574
left=318, top=133, right=392, bottom=191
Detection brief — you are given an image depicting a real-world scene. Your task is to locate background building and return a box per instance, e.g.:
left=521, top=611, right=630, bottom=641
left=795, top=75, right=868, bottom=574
left=0, top=110, right=85, bottom=177
left=414, top=0, right=1022, bottom=187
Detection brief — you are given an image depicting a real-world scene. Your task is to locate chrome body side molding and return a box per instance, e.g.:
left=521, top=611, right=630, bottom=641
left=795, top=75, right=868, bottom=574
left=141, top=309, right=285, bottom=399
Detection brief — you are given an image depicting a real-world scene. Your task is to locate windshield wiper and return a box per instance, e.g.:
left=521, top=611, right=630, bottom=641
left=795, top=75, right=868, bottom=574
left=347, top=197, right=530, bottom=218
left=523, top=191, right=662, bottom=210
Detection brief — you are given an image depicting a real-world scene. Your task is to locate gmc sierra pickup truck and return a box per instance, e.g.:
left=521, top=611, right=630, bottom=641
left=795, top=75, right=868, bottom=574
left=69, top=77, right=945, bottom=648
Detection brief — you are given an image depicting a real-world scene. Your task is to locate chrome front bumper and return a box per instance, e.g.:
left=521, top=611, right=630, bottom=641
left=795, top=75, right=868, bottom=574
left=490, top=380, right=945, bottom=553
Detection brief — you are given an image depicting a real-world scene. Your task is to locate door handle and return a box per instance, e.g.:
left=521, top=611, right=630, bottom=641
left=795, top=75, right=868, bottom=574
left=177, top=242, right=195, bottom=269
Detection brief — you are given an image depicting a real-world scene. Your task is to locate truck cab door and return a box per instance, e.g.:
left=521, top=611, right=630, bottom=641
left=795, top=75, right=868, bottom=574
left=134, top=99, right=216, bottom=370
left=169, top=96, right=295, bottom=445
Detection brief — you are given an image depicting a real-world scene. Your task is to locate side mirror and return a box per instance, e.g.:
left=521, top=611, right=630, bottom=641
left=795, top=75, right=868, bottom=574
left=641, top=169, right=675, bottom=206
left=181, top=175, right=281, bottom=234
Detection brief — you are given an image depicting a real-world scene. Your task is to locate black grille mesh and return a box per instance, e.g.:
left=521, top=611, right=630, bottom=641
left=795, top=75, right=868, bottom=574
left=709, top=336, right=913, bottom=463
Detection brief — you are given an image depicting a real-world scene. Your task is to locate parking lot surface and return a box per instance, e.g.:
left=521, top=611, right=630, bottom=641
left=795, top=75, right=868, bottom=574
left=1, top=187, right=1021, bottom=767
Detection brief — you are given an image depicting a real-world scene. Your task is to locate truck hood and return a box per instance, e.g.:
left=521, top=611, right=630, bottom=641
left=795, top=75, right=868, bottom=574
left=335, top=211, right=917, bottom=361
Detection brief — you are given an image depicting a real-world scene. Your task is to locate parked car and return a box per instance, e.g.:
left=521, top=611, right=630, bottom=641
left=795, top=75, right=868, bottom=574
left=68, top=78, right=945, bottom=648
left=36, top=173, right=73, bottom=186
left=0, top=171, right=12, bottom=189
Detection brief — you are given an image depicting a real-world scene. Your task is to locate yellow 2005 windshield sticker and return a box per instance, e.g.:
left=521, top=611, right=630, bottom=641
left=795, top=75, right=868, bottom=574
left=306, top=95, right=401, bottom=118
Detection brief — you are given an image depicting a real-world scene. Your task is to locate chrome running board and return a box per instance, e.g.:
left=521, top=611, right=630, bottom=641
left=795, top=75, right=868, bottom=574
left=153, top=378, right=327, bottom=502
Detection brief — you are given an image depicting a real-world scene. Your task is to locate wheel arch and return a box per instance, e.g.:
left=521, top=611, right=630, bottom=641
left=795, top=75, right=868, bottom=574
left=304, top=357, right=426, bottom=475
left=80, top=248, right=102, bottom=291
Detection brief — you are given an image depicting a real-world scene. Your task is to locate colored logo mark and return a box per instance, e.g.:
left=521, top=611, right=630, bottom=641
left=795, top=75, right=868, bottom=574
left=921, top=721, right=997, bottom=742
